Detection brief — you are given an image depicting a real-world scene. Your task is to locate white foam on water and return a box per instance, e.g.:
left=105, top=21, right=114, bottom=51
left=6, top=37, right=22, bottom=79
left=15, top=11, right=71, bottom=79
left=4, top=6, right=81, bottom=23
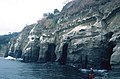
left=4, top=56, right=16, bottom=60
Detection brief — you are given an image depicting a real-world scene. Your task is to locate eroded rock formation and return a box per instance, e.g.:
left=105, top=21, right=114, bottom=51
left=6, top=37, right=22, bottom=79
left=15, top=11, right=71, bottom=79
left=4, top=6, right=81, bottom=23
left=6, top=0, right=120, bottom=70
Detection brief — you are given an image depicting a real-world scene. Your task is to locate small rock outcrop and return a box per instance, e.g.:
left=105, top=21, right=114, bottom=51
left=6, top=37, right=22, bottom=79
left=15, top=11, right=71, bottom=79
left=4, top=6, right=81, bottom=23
left=7, top=24, right=34, bottom=58
left=0, top=32, right=19, bottom=57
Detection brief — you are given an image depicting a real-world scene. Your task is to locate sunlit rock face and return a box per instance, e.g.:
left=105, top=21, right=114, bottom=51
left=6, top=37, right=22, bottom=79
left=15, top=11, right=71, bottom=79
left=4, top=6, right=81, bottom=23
left=7, top=39, right=16, bottom=57
left=22, top=24, right=40, bottom=62
left=7, top=24, right=34, bottom=58
left=110, top=27, right=120, bottom=66
left=21, top=21, right=56, bottom=62
left=6, top=0, right=120, bottom=69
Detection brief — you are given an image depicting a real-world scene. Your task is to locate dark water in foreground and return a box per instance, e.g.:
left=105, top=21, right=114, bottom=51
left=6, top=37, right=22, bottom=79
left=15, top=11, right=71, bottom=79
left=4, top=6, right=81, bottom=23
left=0, top=58, right=82, bottom=79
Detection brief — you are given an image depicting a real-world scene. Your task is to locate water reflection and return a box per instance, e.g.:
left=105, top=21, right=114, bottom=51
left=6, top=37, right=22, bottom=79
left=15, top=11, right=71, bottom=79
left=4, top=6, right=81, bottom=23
left=0, top=59, right=82, bottom=79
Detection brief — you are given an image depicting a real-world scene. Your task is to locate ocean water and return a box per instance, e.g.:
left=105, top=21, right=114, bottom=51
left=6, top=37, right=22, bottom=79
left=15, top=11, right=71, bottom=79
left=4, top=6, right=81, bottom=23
left=0, top=58, right=82, bottom=79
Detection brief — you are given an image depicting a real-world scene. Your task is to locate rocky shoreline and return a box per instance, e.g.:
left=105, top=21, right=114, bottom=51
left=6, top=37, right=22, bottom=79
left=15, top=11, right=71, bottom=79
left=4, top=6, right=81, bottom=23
left=1, top=0, right=120, bottom=78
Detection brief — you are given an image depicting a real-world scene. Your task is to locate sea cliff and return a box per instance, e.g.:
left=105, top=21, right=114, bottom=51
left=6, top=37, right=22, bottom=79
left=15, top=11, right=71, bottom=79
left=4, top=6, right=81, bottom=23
left=5, top=0, right=120, bottom=71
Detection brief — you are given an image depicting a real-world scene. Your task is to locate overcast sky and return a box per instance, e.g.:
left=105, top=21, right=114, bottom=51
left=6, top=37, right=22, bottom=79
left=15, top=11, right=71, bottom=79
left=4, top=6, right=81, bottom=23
left=0, top=0, right=68, bottom=35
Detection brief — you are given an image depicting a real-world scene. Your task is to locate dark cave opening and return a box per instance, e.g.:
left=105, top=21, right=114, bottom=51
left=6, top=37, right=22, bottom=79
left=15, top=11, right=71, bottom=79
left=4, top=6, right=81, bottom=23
left=100, top=41, right=116, bottom=70
left=59, top=43, right=68, bottom=65
left=45, top=43, right=56, bottom=62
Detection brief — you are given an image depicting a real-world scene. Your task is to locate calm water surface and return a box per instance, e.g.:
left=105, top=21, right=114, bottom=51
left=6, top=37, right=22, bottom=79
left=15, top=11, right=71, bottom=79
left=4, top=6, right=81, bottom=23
left=0, top=58, right=82, bottom=79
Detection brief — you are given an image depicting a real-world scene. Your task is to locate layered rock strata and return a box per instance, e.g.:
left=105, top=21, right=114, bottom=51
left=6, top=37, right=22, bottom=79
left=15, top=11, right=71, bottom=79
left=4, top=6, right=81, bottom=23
left=6, top=0, right=120, bottom=70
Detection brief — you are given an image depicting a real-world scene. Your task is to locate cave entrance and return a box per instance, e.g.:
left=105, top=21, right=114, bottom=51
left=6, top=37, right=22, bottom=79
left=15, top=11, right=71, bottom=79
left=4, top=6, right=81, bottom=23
left=45, top=43, right=56, bottom=62
left=101, top=41, right=116, bottom=70
left=59, top=43, right=68, bottom=65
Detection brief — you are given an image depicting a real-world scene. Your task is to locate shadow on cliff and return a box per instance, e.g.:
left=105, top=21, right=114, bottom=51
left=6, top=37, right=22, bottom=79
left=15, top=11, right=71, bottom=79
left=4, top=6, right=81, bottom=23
left=58, top=43, right=68, bottom=65
left=45, top=43, right=56, bottom=62
left=100, top=32, right=116, bottom=70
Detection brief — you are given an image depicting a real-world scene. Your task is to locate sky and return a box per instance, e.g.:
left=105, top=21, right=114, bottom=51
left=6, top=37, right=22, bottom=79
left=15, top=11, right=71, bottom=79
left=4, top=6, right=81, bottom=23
left=0, top=0, right=69, bottom=35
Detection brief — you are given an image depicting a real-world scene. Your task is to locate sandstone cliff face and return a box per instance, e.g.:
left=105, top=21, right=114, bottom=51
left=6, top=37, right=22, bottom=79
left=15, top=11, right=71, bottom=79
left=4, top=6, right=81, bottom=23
left=7, top=0, right=120, bottom=69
